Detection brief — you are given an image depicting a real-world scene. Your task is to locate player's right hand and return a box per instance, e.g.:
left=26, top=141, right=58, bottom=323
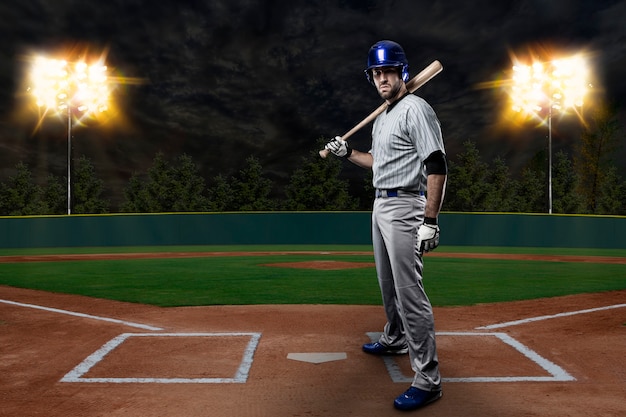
left=325, top=136, right=351, bottom=158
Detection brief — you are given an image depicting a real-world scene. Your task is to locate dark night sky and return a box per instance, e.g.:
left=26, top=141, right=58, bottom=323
left=0, top=0, right=624, bottom=206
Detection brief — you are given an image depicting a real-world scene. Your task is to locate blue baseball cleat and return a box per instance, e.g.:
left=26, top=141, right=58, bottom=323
left=393, top=386, right=442, bottom=411
left=362, top=341, right=408, bottom=355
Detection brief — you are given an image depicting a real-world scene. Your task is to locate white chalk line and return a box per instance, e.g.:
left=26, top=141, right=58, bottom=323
left=60, top=332, right=262, bottom=383
left=367, top=331, right=575, bottom=383
left=0, top=298, right=163, bottom=331
left=0, top=298, right=263, bottom=384
left=6, top=297, right=611, bottom=384
left=476, top=303, right=626, bottom=330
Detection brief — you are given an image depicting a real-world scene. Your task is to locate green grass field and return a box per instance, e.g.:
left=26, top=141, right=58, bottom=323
left=0, top=245, right=624, bottom=307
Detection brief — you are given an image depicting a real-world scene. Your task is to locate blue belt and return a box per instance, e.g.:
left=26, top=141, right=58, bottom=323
left=375, top=189, right=425, bottom=198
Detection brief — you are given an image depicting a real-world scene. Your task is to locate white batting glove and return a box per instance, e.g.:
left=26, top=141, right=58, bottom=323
left=324, top=136, right=352, bottom=158
left=417, top=223, right=440, bottom=254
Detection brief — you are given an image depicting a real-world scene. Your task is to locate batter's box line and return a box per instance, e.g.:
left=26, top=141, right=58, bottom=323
left=366, top=331, right=575, bottom=383
left=60, top=332, right=261, bottom=384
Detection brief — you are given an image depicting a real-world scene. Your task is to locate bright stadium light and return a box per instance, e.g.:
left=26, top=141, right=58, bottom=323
left=29, top=55, right=110, bottom=215
left=510, top=54, right=589, bottom=214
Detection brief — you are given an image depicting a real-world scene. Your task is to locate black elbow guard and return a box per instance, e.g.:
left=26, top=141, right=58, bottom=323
left=424, top=150, right=448, bottom=175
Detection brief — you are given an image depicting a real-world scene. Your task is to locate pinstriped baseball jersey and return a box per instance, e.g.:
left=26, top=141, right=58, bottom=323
left=370, top=94, right=445, bottom=190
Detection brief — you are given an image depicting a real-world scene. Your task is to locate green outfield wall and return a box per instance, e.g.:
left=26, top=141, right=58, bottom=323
left=0, top=212, right=624, bottom=249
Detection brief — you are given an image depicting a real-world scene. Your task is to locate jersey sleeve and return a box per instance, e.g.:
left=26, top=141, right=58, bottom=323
left=405, top=97, right=445, bottom=158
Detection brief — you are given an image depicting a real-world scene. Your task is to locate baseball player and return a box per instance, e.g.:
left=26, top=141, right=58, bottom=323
left=325, top=40, right=447, bottom=411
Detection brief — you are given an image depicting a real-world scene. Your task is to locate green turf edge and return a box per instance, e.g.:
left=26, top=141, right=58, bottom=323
left=0, top=245, right=372, bottom=256
left=0, top=244, right=625, bottom=257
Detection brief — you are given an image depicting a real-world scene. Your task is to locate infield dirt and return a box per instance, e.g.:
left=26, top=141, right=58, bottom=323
left=0, top=252, right=624, bottom=416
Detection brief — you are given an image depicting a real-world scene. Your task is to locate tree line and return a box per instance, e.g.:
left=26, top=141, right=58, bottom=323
left=1, top=105, right=624, bottom=216
left=0, top=145, right=359, bottom=215
left=446, top=104, right=625, bottom=214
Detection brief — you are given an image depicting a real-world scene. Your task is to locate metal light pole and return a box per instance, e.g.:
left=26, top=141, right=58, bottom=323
left=547, top=105, right=552, bottom=214
left=67, top=105, right=72, bottom=215
left=29, top=56, right=110, bottom=215
left=510, top=56, right=588, bottom=213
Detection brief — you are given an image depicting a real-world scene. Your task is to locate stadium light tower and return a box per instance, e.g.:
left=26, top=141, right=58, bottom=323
left=29, top=55, right=110, bottom=215
left=510, top=55, right=588, bottom=214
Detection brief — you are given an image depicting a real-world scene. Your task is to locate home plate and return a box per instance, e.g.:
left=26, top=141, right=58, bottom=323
left=287, top=352, right=347, bottom=364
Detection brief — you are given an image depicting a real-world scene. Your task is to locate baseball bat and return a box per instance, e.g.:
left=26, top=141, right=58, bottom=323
left=319, top=59, right=443, bottom=158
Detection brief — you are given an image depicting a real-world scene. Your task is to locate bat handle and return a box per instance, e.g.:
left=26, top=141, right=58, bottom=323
left=320, top=133, right=352, bottom=159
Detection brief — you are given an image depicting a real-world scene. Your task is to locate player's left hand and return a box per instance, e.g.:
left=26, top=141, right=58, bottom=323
left=417, top=223, right=440, bottom=253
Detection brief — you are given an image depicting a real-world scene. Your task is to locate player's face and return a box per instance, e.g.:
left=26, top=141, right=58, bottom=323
left=372, top=67, right=403, bottom=101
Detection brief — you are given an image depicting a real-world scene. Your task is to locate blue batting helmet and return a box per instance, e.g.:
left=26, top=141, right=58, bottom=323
left=364, top=40, right=410, bottom=85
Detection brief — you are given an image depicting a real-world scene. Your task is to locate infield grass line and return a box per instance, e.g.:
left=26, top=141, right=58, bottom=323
left=1, top=246, right=624, bottom=307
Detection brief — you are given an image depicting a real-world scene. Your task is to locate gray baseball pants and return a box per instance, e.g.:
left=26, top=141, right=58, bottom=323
left=371, top=194, right=441, bottom=391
